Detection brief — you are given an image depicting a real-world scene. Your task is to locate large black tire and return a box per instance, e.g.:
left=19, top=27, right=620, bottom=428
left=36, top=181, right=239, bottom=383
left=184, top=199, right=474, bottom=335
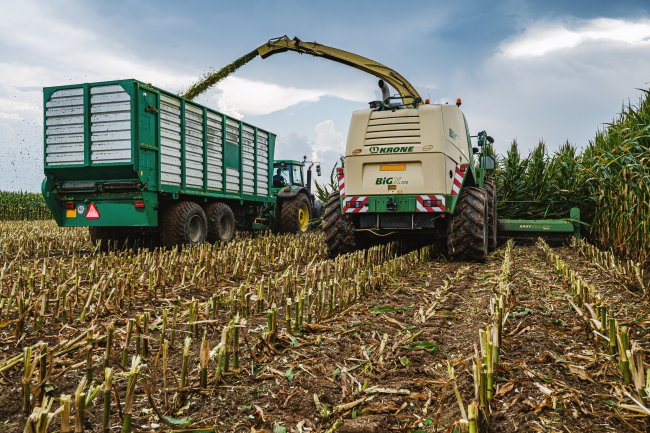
left=484, top=179, right=498, bottom=250
left=204, top=202, right=236, bottom=243
left=278, top=193, right=311, bottom=233
left=322, top=192, right=356, bottom=257
left=89, top=227, right=127, bottom=252
left=160, top=201, right=208, bottom=247
left=447, top=187, right=489, bottom=261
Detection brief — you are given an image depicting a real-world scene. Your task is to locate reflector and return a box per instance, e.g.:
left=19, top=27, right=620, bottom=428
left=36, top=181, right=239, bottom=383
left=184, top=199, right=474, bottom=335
left=86, top=203, right=100, bottom=220
left=380, top=164, right=406, bottom=171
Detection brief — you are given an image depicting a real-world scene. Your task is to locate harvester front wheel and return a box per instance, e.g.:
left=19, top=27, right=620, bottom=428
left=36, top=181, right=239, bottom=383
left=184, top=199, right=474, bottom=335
left=447, top=187, right=488, bottom=261
left=160, top=201, right=208, bottom=247
left=279, top=193, right=311, bottom=233
left=484, top=179, right=498, bottom=250
left=322, top=192, right=356, bottom=257
left=204, top=202, right=236, bottom=243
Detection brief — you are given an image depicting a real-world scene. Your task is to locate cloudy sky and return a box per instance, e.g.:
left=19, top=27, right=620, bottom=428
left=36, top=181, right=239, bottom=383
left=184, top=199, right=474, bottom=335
left=1, top=0, right=649, bottom=191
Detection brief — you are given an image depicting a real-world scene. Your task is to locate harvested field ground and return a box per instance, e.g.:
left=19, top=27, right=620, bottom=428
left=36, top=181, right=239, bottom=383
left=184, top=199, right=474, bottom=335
left=0, top=221, right=648, bottom=433
left=491, top=246, right=649, bottom=432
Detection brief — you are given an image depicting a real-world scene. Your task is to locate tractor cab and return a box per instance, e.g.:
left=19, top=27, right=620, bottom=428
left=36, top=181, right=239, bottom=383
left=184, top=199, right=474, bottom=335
left=272, top=160, right=305, bottom=189
left=272, top=158, right=321, bottom=192
left=271, top=158, right=322, bottom=232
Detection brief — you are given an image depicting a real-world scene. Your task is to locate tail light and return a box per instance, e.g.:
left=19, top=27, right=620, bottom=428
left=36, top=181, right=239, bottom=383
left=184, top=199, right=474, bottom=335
left=65, top=202, right=75, bottom=210
left=423, top=199, right=442, bottom=208
left=347, top=200, right=364, bottom=209
left=134, top=201, right=145, bottom=209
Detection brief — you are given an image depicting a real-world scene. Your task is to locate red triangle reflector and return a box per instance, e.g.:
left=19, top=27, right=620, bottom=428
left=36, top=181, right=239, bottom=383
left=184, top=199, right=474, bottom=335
left=86, top=203, right=100, bottom=220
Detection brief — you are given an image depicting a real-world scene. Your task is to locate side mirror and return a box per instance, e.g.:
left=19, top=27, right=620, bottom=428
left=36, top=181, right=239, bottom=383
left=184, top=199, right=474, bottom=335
left=487, top=136, right=494, bottom=144
left=472, top=147, right=479, bottom=154
left=316, top=164, right=321, bottom=176
left=484, top=155, right=496, bottom=170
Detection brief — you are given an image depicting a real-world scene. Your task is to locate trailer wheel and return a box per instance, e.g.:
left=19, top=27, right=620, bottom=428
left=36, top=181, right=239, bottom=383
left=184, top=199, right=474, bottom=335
left=322, top=192, right=356, bottom=257
left=89, top=227, right=127, bottom=252
left=279, top=193, right=311, bottom=233
left=160, top=201, right=208, bottom=247
left=447, top=187, right=488, bottom=261
left=484, top=179, right=498, bottom=250
left=205, top=202, right=236, bottom=243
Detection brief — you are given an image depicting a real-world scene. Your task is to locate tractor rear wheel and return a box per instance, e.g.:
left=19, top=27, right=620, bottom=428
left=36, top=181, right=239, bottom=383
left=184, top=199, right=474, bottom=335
left=279, top=193, right=311, bottom=233
left=322, top=192, right=356, bottom=257
left=160, top=201, right=208, bottom=247
left=484, top=179, right=498, bottom=250
left=204, top=202, right=236, bottom=243
left=447, top=187, right=489, bottom=261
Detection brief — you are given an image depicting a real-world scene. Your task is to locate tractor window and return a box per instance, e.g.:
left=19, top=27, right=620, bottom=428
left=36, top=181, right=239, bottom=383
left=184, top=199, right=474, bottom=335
left=273, top=165, right=291, bottom=187
left=292, top=165, right=303, bottom=186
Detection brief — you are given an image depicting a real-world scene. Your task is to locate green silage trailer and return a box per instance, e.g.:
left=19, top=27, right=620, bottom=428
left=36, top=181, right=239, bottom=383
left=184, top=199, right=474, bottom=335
left=42, top=79, right=317, bottom=249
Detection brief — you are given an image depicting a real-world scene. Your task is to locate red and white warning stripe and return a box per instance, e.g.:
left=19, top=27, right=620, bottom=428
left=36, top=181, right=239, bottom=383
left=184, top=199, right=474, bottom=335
left=343, top=196, right=369, bottom=213
left=451, top=164, right=468, bottom=196
left=337, top=169, right=367, bottom=213
left=416, top=195, right=446, bottom=212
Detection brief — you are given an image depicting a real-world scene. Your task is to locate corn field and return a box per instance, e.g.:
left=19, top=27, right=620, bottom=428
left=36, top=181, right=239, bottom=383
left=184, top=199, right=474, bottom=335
left=494, top=89, right=650, bottom=266
left=0, top=192, right=51, bottom=221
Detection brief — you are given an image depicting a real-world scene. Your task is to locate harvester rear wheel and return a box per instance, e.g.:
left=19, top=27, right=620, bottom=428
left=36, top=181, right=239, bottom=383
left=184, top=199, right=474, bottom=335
left=204, top=202, right=236, bottom=243
left=279, top=193, right=311, bottom=233
left=160, top=201, right=208, bottom=247
left=484, top=179, right=498, bottom=250
left=447, top=187, right=488, bottom=261
left=322, top=192, right=356, bottom=257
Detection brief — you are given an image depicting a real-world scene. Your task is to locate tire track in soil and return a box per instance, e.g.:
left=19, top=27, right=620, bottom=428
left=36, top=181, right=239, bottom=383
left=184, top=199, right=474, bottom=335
left=490, top=245, right=649, bottom=433
left=208, top=249, right=506, bottom=432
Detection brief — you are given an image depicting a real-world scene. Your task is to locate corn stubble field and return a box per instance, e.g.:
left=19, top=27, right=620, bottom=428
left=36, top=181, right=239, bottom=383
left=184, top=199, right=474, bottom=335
left=0, top=220, right=648, bottom=433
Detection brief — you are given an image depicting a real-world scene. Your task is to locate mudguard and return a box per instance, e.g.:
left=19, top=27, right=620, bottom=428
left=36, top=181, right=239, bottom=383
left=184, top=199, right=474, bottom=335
left=276, top=186, right=308, bottom=199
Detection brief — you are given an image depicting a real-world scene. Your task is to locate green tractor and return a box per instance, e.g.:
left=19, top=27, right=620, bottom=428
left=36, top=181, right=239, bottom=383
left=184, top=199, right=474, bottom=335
left=272, top=158, right=321, bottom=233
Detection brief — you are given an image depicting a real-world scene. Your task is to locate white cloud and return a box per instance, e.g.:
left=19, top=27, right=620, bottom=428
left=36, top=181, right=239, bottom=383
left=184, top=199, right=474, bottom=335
left=209, top=77, right=322, bottom=119
left=311, top=120, right=346, bottom=180
left=501, top=18, right=650, bottom=57
left=207, top=76, right=372, bottom=119
left=0, top=97, right=40, bottom=121
left=273, top=120, right=346, bottom=184
left=313, top=120, right=345, bottom=155
left=459, top=17, right=650, bottom=155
